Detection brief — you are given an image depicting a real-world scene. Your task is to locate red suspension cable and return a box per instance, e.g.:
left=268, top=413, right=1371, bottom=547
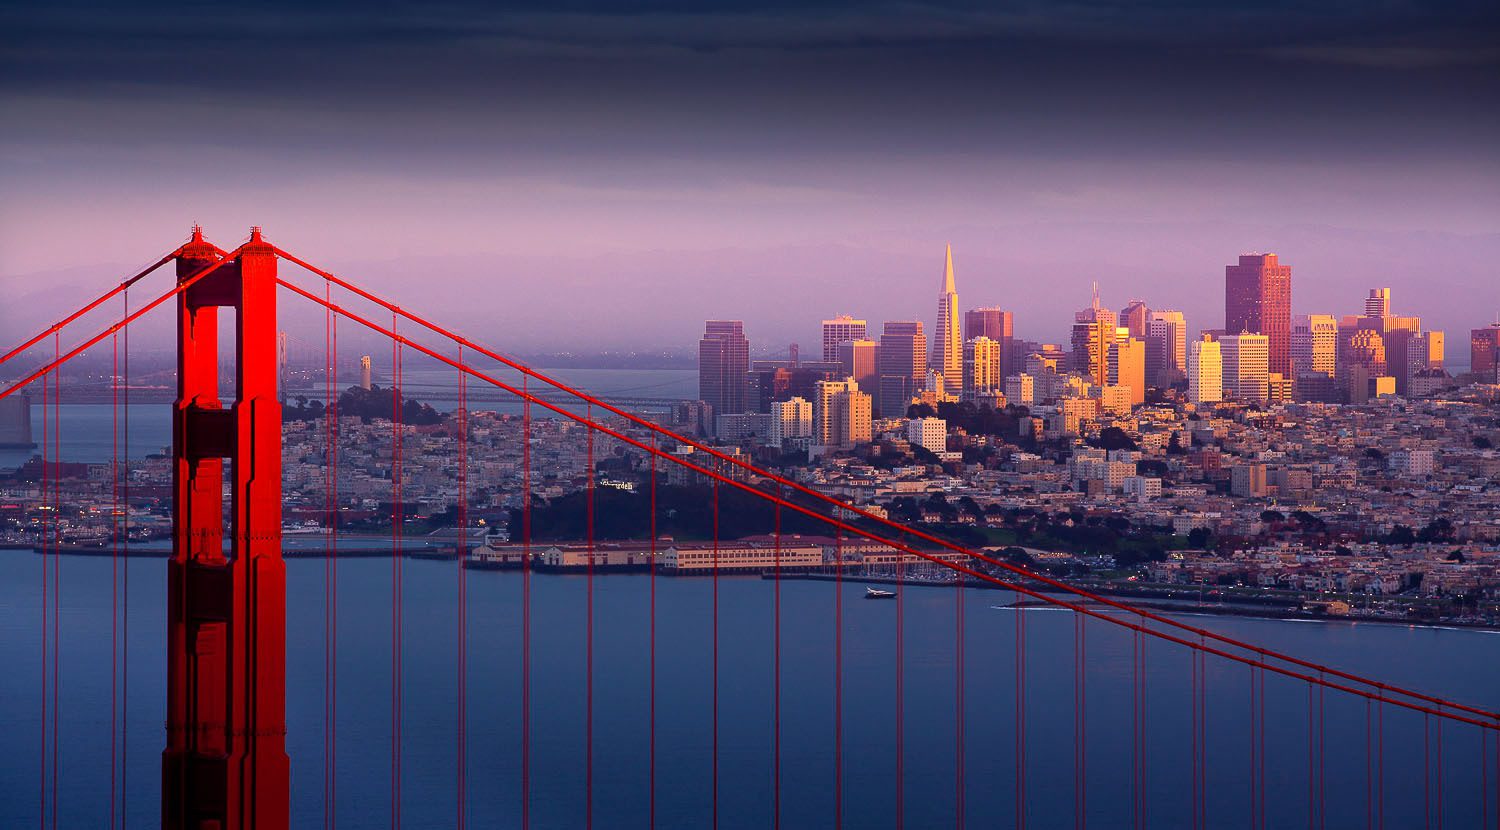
left=0, top=249, right=180, bottom=370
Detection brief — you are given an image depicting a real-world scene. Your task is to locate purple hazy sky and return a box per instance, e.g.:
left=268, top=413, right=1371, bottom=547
left=2, top=1, right=1497, bottom=355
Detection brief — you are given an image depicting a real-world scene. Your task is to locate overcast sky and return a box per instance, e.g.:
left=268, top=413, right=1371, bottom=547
left=2, top=0, right=1497, bottom=354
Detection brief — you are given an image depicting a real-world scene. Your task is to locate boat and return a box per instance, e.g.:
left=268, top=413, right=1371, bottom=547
left=865, top=587, right=896, bottom=599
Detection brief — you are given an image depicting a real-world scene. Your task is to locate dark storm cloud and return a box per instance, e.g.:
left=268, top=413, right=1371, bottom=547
left=3, top=0, right=1497, bottom=168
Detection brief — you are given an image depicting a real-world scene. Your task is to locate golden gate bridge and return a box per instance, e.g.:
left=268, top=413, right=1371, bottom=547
left=1, top=227, right=1497, bottom=829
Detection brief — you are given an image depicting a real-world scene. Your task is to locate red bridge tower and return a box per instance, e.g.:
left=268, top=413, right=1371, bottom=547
left=164, top=227, right=289, bottom=829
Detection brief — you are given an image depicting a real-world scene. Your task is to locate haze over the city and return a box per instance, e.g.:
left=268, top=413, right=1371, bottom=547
left=2, top=0, right=1497, bottom=351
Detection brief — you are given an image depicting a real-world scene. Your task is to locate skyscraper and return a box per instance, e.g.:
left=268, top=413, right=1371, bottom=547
left=1225, top=253, right=1292, bottom=377
left=1291, top=314, right=1338, bottom=379
left=1108, top=334, right=1146, bottom=405
left=699, top=320, right=750, bottom=429
left=1071, top=319, right=1113, bottom=387
left=768, top=397, right=813, bottom=448
left=1220, top=333, right=1270, bottom=402
left=1472, top=324, right=1500, bottom=382
left=1345, top=329, right=1388, bottom=377
left=934, top=245, right=962, bottom=385
left=1188, top=338, right=1222, bottom=405
left=878, top=321, right=926, bottom=418
left=963, top=336, right=1001, bottom=396
left=821, top=315, right=868, bottom=362
left=814, top=378, right=872, bottom=448
left=1145, top=310, right=1187, bottom=387
left=964, top=307, right=1015, bottom=376
left=1364, top=288, right=1391, bottom=319
left=1119, top=300, right=1150, bottom=339
left=837, top=339, right=879, bottom=397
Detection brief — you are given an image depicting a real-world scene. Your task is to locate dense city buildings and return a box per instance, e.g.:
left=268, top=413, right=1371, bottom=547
left=1225, top=253, right=1293, bottom=377
left=821, top=315, right=868, bottom=362
left=933, top=245, right=962, bottom=386
left=698, top=320, right=750, bottom=430
left=877, top=320, right=926, bottom=418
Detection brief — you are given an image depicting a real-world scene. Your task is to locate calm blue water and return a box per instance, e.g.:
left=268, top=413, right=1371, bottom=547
left=1, top=554, right=1495, bottom=829
left=0, top=367, right=697, bottom=469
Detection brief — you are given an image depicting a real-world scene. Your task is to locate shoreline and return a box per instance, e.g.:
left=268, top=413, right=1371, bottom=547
left=9, top=545, right=1494, bottom=632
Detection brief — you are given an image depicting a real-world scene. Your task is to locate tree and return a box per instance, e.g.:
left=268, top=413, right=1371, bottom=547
left=1475, top=436, right=1493, bottom=449
left=1091, top=426, right=1138, bottom=452
left=1386, top=524, right=1417, bottom=546
left=1260, top=510, right=1285, bottom=523
left=1418, top=518, right=1455, bottom=543
left=1166, top=432, right=1188, bottom=455
left=1187, top=527, right=1213, bottom=549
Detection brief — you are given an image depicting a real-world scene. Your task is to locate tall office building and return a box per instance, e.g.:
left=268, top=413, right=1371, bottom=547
left=1120, top=300, right=1150, bottom=339
left=963, top=336, right=1001, bottom=396
left=821, top=315, right=868, bottom=362
left=814, top=378, right=872, bottom=448
left=1472, top=324, right=1500, bottom=383
left=964, top=307, right=1015, bottom=376
left=934, top=245, right=962, bottom=384
left=1188, top=338, right=1223, bottom=405
left=1291, top=315, right=1338, bottom=379
left=878, top=321, right=926, bottom=418
left=768, top=397, right=813, bottom=448
left=1225, top=253, right=1292, bottom=377
left=1071, top=319, right=1113, bottom=387
left=1220, top=333, right=1270, bottom=402
left=1145, top=310, right=1187, bottom=387
left=1345, top=329, right=1388, bottom=377
left=837, top=339, right=879, bottom=397
left=699, top=320, right=750, bottom=429
left=1108, top=334, right=1146, bottom=405
left=1364, top=288, right=1391, bottom=319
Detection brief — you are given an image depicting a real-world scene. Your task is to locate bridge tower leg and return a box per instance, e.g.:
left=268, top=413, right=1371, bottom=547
left=164, top=226, right=288, bottom=830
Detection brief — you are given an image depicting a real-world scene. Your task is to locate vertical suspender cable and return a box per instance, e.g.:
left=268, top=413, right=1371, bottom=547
left=586, top=405, right=595, bottom=830
left=521, top=376, right=532, bottom=830
left=896, top=524, right=905, bottom=829
left=110, top=328, right=118, bottom=830
left=52, top=333, right=61, bottom=830
left=39, top=350, right=49, bottom=830
left=1075, top=609, right=1086, bottom=830
left=649, top=450, right=658, bottom=830
left=391, top=314, right=403, bottom=829
left=457, top=345, right=468, bottom=830
left=834, top=526, right=843, bottom=830
left=955, top=560, right=965, bottom=830
left=773, top=485, right=782, bottom=830
left=120, top=288, right=130, bottom=826
left=327, top=305, right=339, bottom=829
left=710, top=475, right=719, bottom=830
